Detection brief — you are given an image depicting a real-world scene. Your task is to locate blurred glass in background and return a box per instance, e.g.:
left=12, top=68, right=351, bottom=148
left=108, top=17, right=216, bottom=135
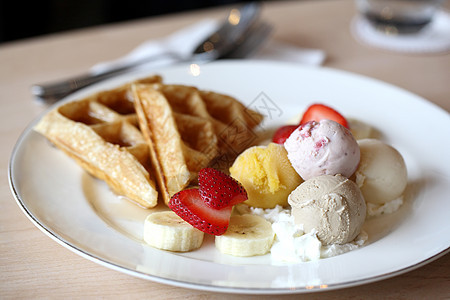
left=355, top=0, right=444, bottom=34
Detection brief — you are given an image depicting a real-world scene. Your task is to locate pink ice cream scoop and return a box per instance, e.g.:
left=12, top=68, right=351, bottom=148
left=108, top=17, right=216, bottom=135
left=284, top=119, right=360, bottom=180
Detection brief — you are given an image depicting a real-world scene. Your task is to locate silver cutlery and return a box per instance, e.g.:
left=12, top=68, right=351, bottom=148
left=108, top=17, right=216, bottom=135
left=32, top=2, right=272, bottom=103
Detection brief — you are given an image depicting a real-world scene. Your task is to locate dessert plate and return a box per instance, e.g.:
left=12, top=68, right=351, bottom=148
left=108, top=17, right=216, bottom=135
left=9, top=60, right=450, bottom=294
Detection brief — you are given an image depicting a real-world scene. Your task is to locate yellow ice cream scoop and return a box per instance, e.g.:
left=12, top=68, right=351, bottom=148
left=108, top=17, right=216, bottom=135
left=229, top=143, right=303, bottom=208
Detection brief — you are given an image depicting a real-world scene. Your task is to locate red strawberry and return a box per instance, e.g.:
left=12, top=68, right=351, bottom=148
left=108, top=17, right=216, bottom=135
left=198, top=168, right=247, bottom=209
left=272, top=124, right=298, bottom=144
left=168, top=188, right=232, bottom=235
left=300, top=103, right=349, bottom=128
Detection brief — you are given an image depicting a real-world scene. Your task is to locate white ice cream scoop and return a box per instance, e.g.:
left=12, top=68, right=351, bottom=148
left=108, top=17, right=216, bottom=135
left=354, top=139, right=407, bottom=205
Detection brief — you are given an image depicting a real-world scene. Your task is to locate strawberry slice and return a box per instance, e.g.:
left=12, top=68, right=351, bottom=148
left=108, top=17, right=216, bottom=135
left=198, top=168, right=247, bottom=209
left=300, top=103, right=349, bottom=128
left=168, top=188, right=232, bottom=235
left=272, top=124, right=298, bottom=144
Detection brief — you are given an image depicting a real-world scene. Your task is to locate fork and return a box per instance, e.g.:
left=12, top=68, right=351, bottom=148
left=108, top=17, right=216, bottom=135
left=32, top=7, right=272, bottom=103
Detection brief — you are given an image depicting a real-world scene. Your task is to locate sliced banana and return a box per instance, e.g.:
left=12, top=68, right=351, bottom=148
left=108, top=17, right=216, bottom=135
left=215, top=214, right=275, bottom=257
left=144, top=211, right=204, bottom=252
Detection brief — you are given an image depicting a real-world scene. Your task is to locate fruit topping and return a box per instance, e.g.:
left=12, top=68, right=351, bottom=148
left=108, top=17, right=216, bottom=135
left=300, top=103, right=349, bottom=128
left=272, top=125, right=298, bottom=144
left=198, top=167, right=247, bottom=209
left=143, top=211, right=204, bottom=252
left=168, top=188, right=233, bottom=235
left=215, top=214, right=275, bottom=257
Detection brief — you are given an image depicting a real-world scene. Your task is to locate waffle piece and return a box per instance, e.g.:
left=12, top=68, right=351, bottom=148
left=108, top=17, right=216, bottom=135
left=132, top=83, right=219, bottom=205
left=150, top=84, right=264, bottom=155
left=199, top=90, right=264, bottom=155
left=35, top=75, right=264, bottom=208
left=34, top=75, right=162, bottom=208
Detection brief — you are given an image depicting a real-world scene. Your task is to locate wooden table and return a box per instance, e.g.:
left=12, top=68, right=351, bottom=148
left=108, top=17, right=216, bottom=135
left=1, top=0, right=449, bottom=298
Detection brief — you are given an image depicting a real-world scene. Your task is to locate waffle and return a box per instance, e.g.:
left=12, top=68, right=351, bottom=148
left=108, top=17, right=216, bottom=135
left=199, top=89, right=264, bottom=155
left=150, top=84, right=264, bottom=155
left=133, top=83, right=218, bottom=204
left=35, top=76, right=264, bottom=208
left=34, top=76, right=163, bottom=208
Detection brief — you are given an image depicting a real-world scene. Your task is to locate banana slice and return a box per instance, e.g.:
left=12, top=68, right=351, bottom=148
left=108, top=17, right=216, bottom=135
left=144, top=211, right=204, bottom=252
left=215, top=214, right=275, bottom=257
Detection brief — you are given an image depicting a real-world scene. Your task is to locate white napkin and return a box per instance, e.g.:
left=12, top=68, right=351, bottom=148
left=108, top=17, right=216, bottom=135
left=351, top=10, right=450, bottom=54
left=91, top=19, right=325, bottom=74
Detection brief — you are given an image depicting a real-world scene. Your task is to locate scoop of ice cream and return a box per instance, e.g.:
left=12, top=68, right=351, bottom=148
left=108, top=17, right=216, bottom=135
left=284, top=120, right=360, bottom=180
left=288, top=174, right=366, bottom=245
left=229, top=143, right=303, bottom=209
left=354, top=139, right=407, bottom=205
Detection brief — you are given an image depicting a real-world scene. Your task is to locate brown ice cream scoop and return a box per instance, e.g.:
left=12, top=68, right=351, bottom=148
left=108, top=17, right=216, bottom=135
left=288, top=174, right=366, bottom=245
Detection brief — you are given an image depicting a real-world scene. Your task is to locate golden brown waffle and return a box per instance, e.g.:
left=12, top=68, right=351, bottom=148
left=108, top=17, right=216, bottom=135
left=133, top=83, right=264, bottom=204
left=133, top=83, right=219, bottom=205
left=34, top=76, right=162, bottom=208
left=199, top=90, right=264, bottom=155
left=148, top=84, right=264, bottom=156
left=35, top=75, right=264, bottom=208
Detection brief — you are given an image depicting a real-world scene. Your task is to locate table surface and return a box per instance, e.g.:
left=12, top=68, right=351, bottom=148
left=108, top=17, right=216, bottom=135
left=1, top=0, right=449, bottom=298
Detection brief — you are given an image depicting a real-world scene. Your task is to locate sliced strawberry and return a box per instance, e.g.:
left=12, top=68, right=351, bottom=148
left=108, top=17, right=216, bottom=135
left=272, top=124, right=298, bottom=144
left=198, top=168, right=247, bottom=209
left=168, top=188, right=232, bottom=235
left=300, top=103, right=349, bottom=128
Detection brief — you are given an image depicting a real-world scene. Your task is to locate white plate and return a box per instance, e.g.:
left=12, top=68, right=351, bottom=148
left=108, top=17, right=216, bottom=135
left=9, top=61, right=450, bottom=294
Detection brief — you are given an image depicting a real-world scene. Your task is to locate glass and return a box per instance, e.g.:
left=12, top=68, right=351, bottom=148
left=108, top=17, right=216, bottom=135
left=356, top=0, right=444, bottom=34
